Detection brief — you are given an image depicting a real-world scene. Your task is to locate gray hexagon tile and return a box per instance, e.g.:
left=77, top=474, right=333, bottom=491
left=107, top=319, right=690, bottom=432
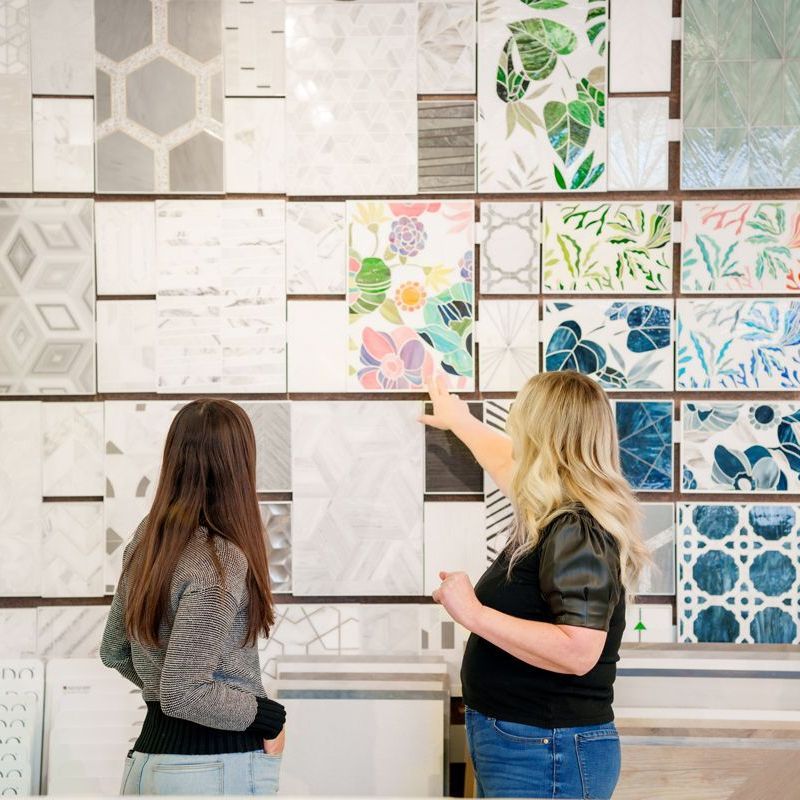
left=94, top=0, right=224, bottom=193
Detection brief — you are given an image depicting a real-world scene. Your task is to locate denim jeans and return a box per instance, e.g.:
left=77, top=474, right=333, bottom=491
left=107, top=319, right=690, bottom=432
left=466, top=708, right=621, bottom=799
left=120, top=750, right=281, bottom=796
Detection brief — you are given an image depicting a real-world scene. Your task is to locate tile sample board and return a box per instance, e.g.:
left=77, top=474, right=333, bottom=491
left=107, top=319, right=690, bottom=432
left=484, top=399, right=512, bottom=563
left=287, top=300, right=348, bottom=393
left=223, top=98, right=285, bottom=193
left=609, top=0, right=671, bottom=92
left=96, top=300, right=157, bottom=393
left=32, top=98, right=94, bottom=192
left=223, top=0, right=284, bottom=96
left=239, top=401, right=291, bottom=492
left=94, top=202, right=156, bottom=295
left=607, top=97, right=669, bottom=191
left=94, top=0, right=224, bottom=193
left=623, top=604, right=675, bottom=644
left=42, top=403, right=104, bottom=497
left=418, top=100, right=476, bottom=193
left=424, top=502, right=486, bottom=593
left=155, top=200, right=286, bottom=394
left=286, top=203, right=346, bottom=295
left=285, top=0, right=417, bottom=196
left=291, top=402, right=424, bottom=596
left=347, top=200, right=475, bottom=392
left=418, top=0, right=475, bottom=94
left=36, top=606, right=106, bottom=657
left=681, top=402, right=800, bottom=494
left=0, top=199, right=95, bottom=395
left=639, top=503, right=676, bottom=596
left=425, top=402, right=484, bottom=494
left=479, top=202, right=541, bottom=294
left=478, top=0, right=607, bottom=192
left=615, top=400, right=674, bottom=492
left=678, top=503, right=800, bottom=644
left=478, top=299, right=538, bottom=392
left=260, top=502, right=291, bottom=594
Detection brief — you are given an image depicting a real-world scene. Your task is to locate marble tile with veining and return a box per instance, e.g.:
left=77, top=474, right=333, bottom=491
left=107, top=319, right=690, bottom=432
left=286, top=203, right=346, bottom=295
left=418, top=0, right=475, bottom=94
left=36, top=605, right=107, bottom=658
left=224, top=98, right=285, bottom=193
left=239, top=402, right=291, bottom=492
left=95, top=202, right=156, bottom=295
left=223, top=0, right=284, bottom=96
left=96, top=300, right=158, bottom=393
left=609, top=0, right=671, bottom=92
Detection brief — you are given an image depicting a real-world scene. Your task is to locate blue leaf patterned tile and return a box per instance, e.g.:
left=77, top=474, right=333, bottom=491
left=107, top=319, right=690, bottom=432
left=678, top=503, right=800, bottom=644
left=614, top=400, right=674, bottom=492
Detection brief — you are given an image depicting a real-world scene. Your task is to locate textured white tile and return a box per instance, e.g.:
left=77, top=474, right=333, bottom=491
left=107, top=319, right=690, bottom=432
left=40, top=502, right=104, bottom=597
left=479, top=202, right=541, bottom=293
left=608, top=97, right=669, bottom=191
left=622, top=604, right=675, bottom=643
left=287, top=301, right=347, bottom=392
left=224, top=98, right=285, bottom=193
left=41, top=403, right=104, bottom=497
left=96, top=301, right=157, bottom=393
left=239, top=401, right=292, bottom=492
left=94, top=202, right=156, bottom=295
left=418, top=0, right=475, bottom=94
left=424, top=502, right=486, bottom=594
left=479, top=299, right=538, bottom=392
left=223, top=0, right=284, bottom=96
left=32, top=98, right=94, bottom=191
left=36, top=606, right=106, bottom=657
left=0, top=610, right=38, bottom=657
left=609, top=0, right=672, bottom=92
left=286, top=203, right=346, bottom=295
left=0, top=75, right=32, bottom=192
left=29, top=0, right=94, bottom=95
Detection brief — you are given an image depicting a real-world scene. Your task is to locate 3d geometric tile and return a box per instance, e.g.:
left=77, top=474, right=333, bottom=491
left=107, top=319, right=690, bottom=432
left=425, top=402, right=483, bottom=494
left=224, top=98, right=285, bottom=193
left=424, top=502, right=486, bottom=594
left=40, top=502, right=104, bottom=597
left=478, top=299, right=539, bottom=392
left=96, top=300, right=157, bottom=393
left=156, top=200, right=286, bottom=393
left=681, top=402, right=800, bottom=494
left=32, top=98, right=94, bottom=191
left=347, top=200, right=475, bottom=392
left=483, top=399, right=512, bottom=563
left=678, top=503, right=800, bottom=643
left=615, top=400, right=674, bottom=492
left=418, top=0, right=475, bottom=93
left=285, top=1, right=417, bottom=195
left=639, top=502, right=676, bottom=596
left=543, top=202, right=673, bottom=293
left=287, top=301, right=348, bottom=393
left=0, top=610, right=37, bottom=657
left=41, top=403, right=104, bottom=497
left=543, top=301, right=674, bottom=391
left=94, top=0, right=223, bottom=193
left=609, top=0, right=672, bottom=92
left=478, top=202, right=541, bottom=293
left=682, top=0, right=800, bottom=189
left=681, top=201, right=800, bottom=293
left=94, top=202, right=156, bottom=295
left=286, top=203, right=346, bottom=295
left=291, top=402, right=424, bottom=596
left=223, top=0, right=284, bottom=96
left=0, top=199, right=95, bottom=395
left=478, top=0, right=607, bottom=192
left=622, top=604, right=674, bottom=643
left=418, top=101, right=475, bottom=193
left=0, top=402, right=42, bottom=597
left=36, top=605, right=106, bottom=657
left=259, top=502, right=291, bottom=594
left=607, top=97, right=669, bottom=191
left=239, top=401, right=291, bottom=492
left=29, top=0, right=94, bottom=95
left=677, top=299, right=800, bottom=391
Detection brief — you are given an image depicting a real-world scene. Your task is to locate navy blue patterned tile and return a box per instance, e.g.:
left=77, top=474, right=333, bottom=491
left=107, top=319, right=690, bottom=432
left=614, top=400, right=674, bottom=491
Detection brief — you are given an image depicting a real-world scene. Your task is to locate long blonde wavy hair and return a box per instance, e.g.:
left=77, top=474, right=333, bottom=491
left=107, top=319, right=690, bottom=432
left=505, top=371, right=650, bottom=599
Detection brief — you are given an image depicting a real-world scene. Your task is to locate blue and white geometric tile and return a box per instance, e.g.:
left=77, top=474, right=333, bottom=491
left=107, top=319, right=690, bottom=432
left=614, top=400, right=674, bottom=492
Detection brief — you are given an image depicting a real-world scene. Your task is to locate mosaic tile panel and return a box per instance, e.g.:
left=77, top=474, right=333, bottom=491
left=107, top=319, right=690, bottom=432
left=615, top=400, right=674, bottom=492
left=478, top=299, right=538, bottom=392
left=607, top=97, right=669, bottom=191
left=0, top=199, right=95, bottom=395
left=286, top=203, right=346, bottom=295
left=678, top=503, right=800, bottom=644
left=94, top=202, right=156, bottom=295
left=223, top=0, right=284, bottom=96
left=483, top=399, right=512, bottom=563
left=259, top=502, right=291, bottom=594
left=94, top=0, right=224, bottom=193
left=681, top=402, right=800, bottom=494
left=425, top=402, right=484, bottom=494
left=478, top=202, right=541, bottom=294
left=239, top=401, right=292, bottom=493
left=96, top=300, right=157, bottom=393
left=418, top=101, right=475, bottom=193
left=478, top=0, right=607, bottom=192
left=347, top=200, right=475, bottom=392
left=418, top=0, right=475, bottom=94
left=677, top=299, right=800, bottom=391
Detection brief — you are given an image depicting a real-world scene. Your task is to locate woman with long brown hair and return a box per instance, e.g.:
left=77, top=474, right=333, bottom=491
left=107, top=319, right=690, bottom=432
left=100, top=399, right=286, bottom=796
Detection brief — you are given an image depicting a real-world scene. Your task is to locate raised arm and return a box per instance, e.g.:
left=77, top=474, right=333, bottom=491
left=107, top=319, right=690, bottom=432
left=419, top=375, right=515, bottom=495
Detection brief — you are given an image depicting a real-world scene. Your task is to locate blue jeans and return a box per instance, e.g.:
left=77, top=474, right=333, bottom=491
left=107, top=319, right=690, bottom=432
left=120, top=750, right=281, bottom=796
left=466, top=709, right=621, bottom=799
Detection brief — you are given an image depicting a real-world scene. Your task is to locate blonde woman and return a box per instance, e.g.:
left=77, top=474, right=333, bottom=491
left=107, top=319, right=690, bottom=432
left=421, top=371, right=648, bottom=800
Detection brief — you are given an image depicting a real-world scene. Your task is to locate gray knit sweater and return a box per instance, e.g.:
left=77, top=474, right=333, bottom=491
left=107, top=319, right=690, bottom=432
left=100, top=519, right=285, bottom=752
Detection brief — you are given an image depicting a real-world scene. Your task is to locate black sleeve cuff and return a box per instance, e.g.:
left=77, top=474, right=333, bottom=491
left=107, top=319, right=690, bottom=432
left=246, top=696, right=286, bottom=739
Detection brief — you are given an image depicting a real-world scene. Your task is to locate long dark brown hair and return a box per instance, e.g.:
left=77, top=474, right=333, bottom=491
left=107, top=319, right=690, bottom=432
left=124, top=399, right=275, bottom=647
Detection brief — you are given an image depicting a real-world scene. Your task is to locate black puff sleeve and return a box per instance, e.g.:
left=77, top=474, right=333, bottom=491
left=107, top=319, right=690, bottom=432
left=538, top=511, right=622, bottom=631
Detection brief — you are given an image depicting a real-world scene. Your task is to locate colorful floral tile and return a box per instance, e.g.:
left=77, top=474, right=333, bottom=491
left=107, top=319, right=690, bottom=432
left=607, top=97, right=669, bottom=191
left=479, top=201, right=541, bottom=294
left=681, top=402, right=800, bottom=494
left=681, top=201, right=800, bottom=293
left=543, top=300, right=674, bottom=391
left=347, top=200, right=475, bottom=392
left=543, top=202, right=673, bottom=293
left=478, top=299, right=539, bottom=392
left=677, top=299, right=800, bottom=391
left=678, top=503, right=800, bottom=644
left=614, top=400, right=674, bottom=492
left=478, top=0, right=607, bottom=192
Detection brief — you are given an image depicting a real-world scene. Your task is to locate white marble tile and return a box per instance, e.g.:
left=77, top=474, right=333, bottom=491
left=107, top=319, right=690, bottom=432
left=479, top=299, right=539, bottom=392
left=286, top=203, right=346, bottom=295
left=608, top=97, right=669, bottom=191
left=41, top=403, right=104, bottom=497
left=479, top=202, right=541, bottom=293
left=223, top=0, right=284, bottom=96
left=29, top=0, right=94, bottom=95
left=0, top=403, right=42, bottom=597
left=0, top=75, right=32, bottom=192
left=418, top=0, right=475, bottom=94
left=94, top=202, right=156, bottom=295
left=609, top=0, right=672, bottom=92
left=287, top=301, right=348, bottom=392
left=239, top=401, right=292, bottom=492
left=622, top=604, right=675, bottom=643
left=40, top=502, right=104, bottom=597
left=32, top=98, right=94, bottom=191
left=423, top=502, right=486, bottom=594
left=224, top=98, right=285, bottom=193
left=96, top=301, right=157, bottom=393
left=0, top=610, right=38, bottom=657
left=36, top=606, right=106, bottom=657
